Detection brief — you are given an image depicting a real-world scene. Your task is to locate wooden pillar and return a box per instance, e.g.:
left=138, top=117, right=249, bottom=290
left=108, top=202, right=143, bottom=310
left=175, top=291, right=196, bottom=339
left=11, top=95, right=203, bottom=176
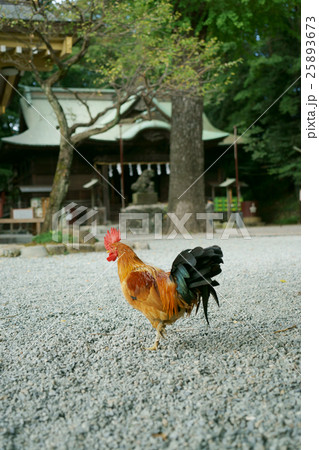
left=119, top=125, right=125, bottom=210
left=101, top=165, right=111, bottom=223
left=227, top=187, right=232, bottom=220
left=90, top=188, right=95, bottom=209
left=211, top=184, right=215, bottom=202
left=234, top=125, right=241, bottom=211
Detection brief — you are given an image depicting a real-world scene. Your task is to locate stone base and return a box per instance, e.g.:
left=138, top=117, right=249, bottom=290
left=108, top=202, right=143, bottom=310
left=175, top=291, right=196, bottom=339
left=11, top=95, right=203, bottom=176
left=132, top=192, right=158, bottom=205
left=122, top=203, right=166, bottom=233
left=94, top=242, right=106, bottom=252
left=243, top=216, right=264, bottom=226
left=65, top=244, right=95, bottom=253
left=20, top=245, right=48, bottom=258
left=45, top=244, right=66, bottom=255
left=0, top=247, right=21, bottom=257
left=78, top=230, right=97, bottom=244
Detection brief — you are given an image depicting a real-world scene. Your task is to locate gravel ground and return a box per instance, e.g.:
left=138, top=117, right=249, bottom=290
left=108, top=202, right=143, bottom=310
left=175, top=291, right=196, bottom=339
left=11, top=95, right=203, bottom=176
left=0, top=235, right=300, bottom=449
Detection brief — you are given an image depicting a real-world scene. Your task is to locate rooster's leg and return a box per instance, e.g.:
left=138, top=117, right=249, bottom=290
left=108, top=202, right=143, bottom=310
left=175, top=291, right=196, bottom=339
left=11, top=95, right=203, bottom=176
left=146, top=322, right=166, bottom=351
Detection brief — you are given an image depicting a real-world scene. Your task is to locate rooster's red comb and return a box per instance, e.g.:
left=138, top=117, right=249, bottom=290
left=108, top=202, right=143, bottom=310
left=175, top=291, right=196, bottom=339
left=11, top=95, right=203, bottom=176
left=104, top=227, right=121, bottom=250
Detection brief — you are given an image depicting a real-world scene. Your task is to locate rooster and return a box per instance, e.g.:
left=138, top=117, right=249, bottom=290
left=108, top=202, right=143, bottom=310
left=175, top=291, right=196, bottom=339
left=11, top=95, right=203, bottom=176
left=104, top=228, right=223, bottom=350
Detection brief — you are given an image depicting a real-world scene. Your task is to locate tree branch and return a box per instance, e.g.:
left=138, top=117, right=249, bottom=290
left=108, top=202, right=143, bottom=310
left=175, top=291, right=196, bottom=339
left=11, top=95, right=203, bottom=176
left=71, top=113, right=120, bottom=145
left=65, top=88, right=93, bottom=122
left=69, top=90, right=134, bottom=135
left=29, top=64, right=70, bottom=138
left=34, top=30, right=65, bottom=70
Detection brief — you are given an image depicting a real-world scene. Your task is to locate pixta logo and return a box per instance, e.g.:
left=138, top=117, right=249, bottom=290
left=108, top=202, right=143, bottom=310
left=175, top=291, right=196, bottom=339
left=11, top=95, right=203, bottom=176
left=119, top=212, right=251, bottom=240
left=52, top=202, right=98, bottom=249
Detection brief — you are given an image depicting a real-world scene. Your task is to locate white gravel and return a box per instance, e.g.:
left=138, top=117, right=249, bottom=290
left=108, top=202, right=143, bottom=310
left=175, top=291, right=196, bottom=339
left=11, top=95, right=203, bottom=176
left=0, top=235, right=300, bottom=449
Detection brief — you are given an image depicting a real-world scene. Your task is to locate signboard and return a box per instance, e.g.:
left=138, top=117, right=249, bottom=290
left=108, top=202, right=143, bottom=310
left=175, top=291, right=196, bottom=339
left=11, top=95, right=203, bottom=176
left=12, top=208, right=34, bottom=219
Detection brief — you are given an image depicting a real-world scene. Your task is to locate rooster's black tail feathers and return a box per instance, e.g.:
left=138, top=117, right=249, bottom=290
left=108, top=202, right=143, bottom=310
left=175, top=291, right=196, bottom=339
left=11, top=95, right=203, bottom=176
left=170, top=246, right=223, bottom=324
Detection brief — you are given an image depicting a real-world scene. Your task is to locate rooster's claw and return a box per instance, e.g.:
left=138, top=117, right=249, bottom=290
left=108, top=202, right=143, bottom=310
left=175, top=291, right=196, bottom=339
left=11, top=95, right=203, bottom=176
left=145, top=344, right=159, bottom=351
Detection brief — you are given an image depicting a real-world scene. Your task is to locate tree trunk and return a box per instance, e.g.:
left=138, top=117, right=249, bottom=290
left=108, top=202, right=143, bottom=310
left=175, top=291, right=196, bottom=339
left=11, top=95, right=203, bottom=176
left=167, top=94, right=206, bottom=233
left=42, top=137, right=74, bottom=232
left=41, top=84, right=75, bottom=233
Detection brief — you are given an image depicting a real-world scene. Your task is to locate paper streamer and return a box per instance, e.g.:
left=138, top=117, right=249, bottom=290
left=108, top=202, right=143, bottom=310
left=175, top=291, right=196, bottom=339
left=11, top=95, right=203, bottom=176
left=165, top=163, right=170, bottom=175
left=108, top=165, right=113, bottom=177
left=129, top=163, right=133, bottom=176
left=157, top=164, right=161, bottom=175
left=137, top=164, right=142, bottom=175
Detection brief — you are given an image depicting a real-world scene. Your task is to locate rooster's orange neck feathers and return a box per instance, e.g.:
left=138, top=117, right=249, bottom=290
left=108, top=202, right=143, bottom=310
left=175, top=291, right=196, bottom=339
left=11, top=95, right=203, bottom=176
left=116, top=243, right=144, bottom=282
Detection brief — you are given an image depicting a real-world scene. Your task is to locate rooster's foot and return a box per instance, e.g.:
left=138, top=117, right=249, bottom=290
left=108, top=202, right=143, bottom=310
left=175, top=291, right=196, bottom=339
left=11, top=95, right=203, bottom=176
left=145, top=322, right=166, bottom=350
left=145, top=343, right=159, bottom=351
left=159, top=328, right=167, bottom=339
